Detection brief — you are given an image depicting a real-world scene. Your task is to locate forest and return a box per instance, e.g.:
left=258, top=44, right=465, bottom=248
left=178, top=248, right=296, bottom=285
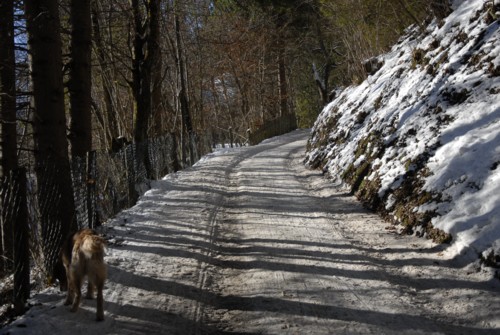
left=0, top=0, right=451, bottom=317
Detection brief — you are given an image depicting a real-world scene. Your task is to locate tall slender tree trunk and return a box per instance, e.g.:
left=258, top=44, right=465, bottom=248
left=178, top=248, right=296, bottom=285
left=150, top=0, right=163, bottom=136
left=24, top=0, right=76, bottom=276
left=312, top=20, right=336, bottom=105
left=131, top=0, right=154, bottom=179
left=274, top=11, right=291, bottom=120
left=174, top=10, right=195, bottom=166
left=277, top=43, right=288, bottom=117
left=91, top=0, right=119, bottom=148
left=69, top=0, right=92, bottom=157
left=131, top=0, right=151, bottom=144
left=0, top=0, right=17, bottom=176
left=0, top=0, right=17, bottom=272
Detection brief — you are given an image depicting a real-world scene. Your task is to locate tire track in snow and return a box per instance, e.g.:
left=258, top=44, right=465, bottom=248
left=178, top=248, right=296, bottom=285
left=201, top=130, right=498, bottom=334
left=190, top=140, right=285, bottom=333
left=3, top=130, right=499, bottom=334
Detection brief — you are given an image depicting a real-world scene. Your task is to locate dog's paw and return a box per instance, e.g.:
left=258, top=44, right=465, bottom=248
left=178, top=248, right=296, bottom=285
left=64, top=299, right=72, bottom=306
left=96, top=314, right=104, bottom=322
left=70, top=306, right=79, bottom=313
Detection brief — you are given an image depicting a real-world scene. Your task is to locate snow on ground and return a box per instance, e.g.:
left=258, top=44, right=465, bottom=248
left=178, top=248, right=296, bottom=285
left=2, top=130, right=500, bottom=334
left=305, top=0, right=500, bottom=262
left=2, top=2, right=500, bottom=332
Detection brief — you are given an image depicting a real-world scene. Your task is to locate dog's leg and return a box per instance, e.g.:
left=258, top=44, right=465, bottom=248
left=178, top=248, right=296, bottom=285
left=70, top=273, right=82, bottom=313
left=95, top=280, right=105, bottom=321
left=64, top=267, right=73, bottom=306
left=85, top=281, right=94, bottom=299
left=64, top=288, right=73, bottom=306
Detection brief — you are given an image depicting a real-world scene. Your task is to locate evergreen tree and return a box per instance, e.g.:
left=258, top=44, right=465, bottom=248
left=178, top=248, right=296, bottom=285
left=24, top=0, right=77, bottom=275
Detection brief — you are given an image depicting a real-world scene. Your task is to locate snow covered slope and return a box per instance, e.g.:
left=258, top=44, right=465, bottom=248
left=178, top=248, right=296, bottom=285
left=305, top=0, right=500, bottom=263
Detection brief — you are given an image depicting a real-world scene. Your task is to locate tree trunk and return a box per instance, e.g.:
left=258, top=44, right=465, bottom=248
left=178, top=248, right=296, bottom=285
left=0, top=0, right=17, bottom=176
left=24, top=0, right=77, bottom=275
left=69, top=0, right=92, bottom=157
left=312, top=20, right=336, bottom=105
left=0, top=0, right=17, bottom=273
left=131, top=0, right=150, bottom=145
left=90, top=0, right=119, bottom=148
left=277, top=43, right=288, bottom=117
left=131, top=0, right=153, bottom=178
left=150, top=0, right=163, bottom=136
left=174, top=10, right=195, bottom=166
left=12, top=167, right=29, bottom=314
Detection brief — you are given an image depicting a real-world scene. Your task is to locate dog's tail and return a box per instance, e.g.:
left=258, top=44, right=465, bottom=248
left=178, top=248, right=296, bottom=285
left=79, top=234, right=106, bottom=261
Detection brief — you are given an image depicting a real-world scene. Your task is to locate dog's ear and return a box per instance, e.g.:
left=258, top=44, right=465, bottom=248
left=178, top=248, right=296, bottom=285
left=52, top=260, right=68, bottom=291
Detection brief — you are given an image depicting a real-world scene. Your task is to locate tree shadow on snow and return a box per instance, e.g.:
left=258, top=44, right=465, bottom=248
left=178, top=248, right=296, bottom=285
left=107, top=265, right=497, bottom=334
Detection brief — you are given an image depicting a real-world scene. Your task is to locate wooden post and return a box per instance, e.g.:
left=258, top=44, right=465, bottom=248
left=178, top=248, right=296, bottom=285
left=229, top=127, right=234, bottom=148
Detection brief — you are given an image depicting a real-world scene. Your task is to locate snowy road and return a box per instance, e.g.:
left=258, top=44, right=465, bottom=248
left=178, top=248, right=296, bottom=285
left=3, top=130, right=500, bottom=334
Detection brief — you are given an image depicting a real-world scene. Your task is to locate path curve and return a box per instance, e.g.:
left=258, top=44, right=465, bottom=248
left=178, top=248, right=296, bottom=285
left=3, top=130, right=499, bottom=335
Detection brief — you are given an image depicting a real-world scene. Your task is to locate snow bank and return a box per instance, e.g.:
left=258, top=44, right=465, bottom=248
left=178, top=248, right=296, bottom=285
left=305, top=0, right=500, bottom=261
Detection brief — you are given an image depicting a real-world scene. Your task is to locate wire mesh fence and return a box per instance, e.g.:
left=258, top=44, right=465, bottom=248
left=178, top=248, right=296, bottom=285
left=1, top=126, right=276, bottom=311
left=36, top=157, right=76, bottom=280
left=0, top=168, right=30, bottom=314
left=94, top=134, right=180, bottom=223
left=248, top=113, right=297, bottom=145
left=72, top=153, right=98, bottom=230
left=0, top=133, right=190, bottom=312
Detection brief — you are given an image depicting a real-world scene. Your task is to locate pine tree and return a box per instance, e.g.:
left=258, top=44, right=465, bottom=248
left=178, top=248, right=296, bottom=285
left=24, top=0, right=77, bottom=275
left=0, top=0, right=17, bottom=175
left=0, top=0, right=17, bottom=272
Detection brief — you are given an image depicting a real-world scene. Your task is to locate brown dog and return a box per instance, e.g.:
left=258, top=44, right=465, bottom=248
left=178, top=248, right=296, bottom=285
left=59, top=229, right=107, bottom=321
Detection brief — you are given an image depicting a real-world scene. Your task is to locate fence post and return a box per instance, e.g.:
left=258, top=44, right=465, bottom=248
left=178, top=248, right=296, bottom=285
left=171, top=133, right=180, bottom=172
left=125, top=144, right=138, bottom=206
left=246, top=129, right=251, bottom=145
left=86, top=151, right=98, bottom=229
left=13, top=167, right=30, bottom=315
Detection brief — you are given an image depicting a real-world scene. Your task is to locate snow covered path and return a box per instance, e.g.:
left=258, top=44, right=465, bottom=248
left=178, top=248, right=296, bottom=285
left=3, top=130, right=500, bottom=334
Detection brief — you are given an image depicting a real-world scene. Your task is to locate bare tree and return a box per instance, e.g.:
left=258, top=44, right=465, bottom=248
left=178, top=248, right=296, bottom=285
left=90, top=0, right=120, bottom=149
left=173, top=3, right=196, bottom=165
left=150, top=0, right=164, bottom=136
left=69, top=0, right=93, bottom=157
left=130, top=0, right=164, bottom=178
left=131, top=0, right=152, bottom=146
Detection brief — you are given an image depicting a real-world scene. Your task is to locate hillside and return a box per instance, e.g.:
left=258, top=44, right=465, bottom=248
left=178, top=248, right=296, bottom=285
left=305, top=0, right=500, bottom=266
